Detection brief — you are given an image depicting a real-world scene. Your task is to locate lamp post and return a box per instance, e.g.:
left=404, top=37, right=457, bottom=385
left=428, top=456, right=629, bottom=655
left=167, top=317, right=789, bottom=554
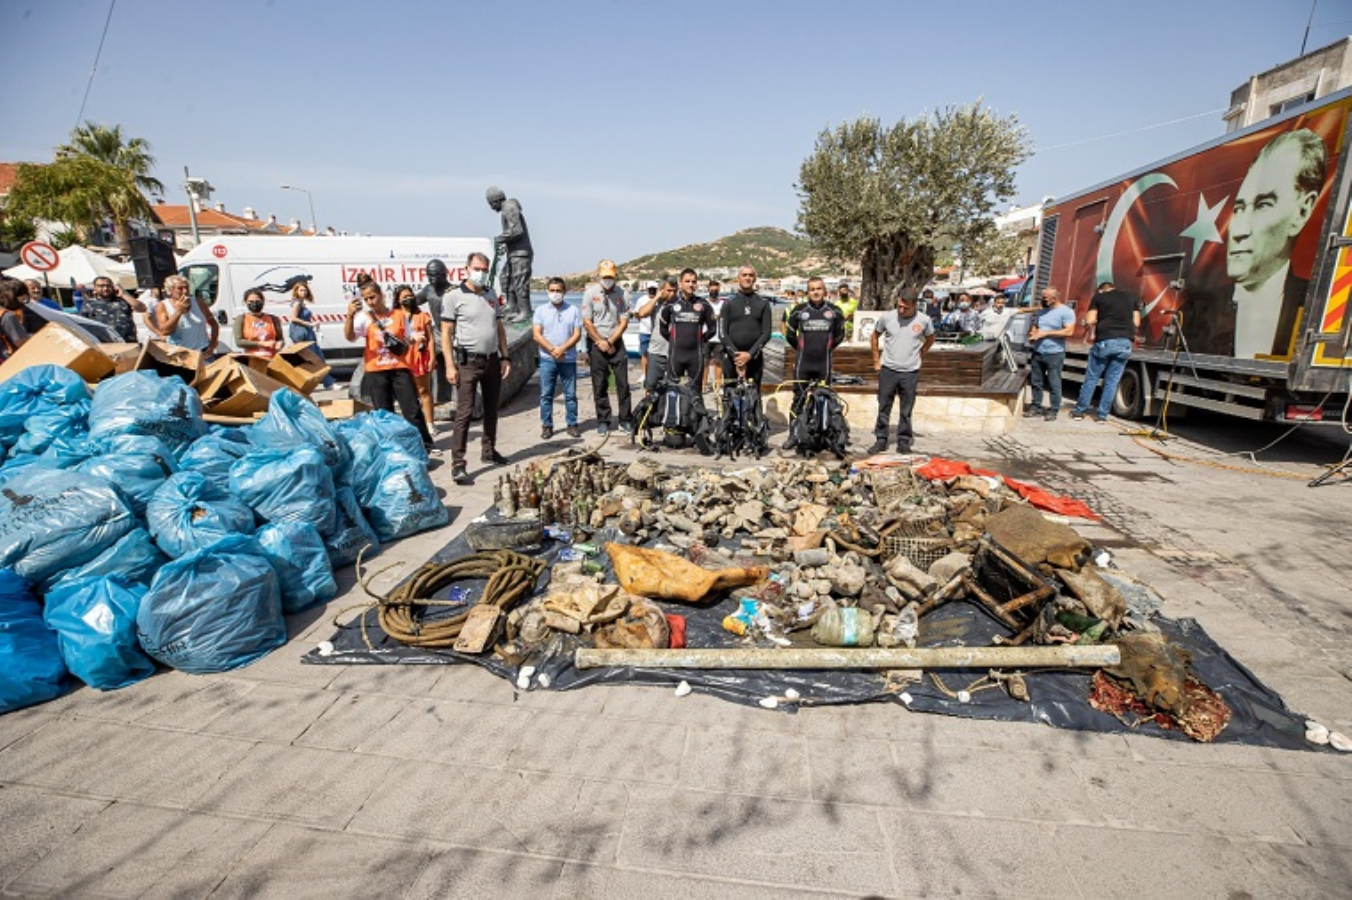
left=183, top=167, right=214, bottom=248
left=280, top=184, right=317, bottom=235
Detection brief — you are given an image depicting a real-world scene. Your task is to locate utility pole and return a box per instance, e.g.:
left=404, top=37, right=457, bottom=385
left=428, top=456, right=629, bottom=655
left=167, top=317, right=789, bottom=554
left=183, top=167, right=213, bottom=248
left=281, top=184, right=318, bottom=235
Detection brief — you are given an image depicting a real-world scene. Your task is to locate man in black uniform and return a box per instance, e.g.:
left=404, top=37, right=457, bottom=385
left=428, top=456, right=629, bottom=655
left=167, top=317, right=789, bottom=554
left=486, top=186, right=533, bottom=322
left=659, top=268, right=716, bottom=388
left=417, top=259, right=454, bottom=406
left=719, top=264, right=774, bottom=389
left=782, top=276, right=845, bottom=449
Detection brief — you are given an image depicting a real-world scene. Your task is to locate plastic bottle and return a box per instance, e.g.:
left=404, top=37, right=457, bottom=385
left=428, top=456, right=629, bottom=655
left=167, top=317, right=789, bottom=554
left=811, top=607, right=876, bottom=647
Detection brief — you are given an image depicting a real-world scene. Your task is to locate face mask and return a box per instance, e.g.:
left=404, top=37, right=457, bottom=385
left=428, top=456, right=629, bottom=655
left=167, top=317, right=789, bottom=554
left=600, top=278, right=615, bottom=291
left=246, top=300, right=264, bottom=313
left=708, top=290, right=720, bottom=299
left=400, top=297, right=416, bottom=310
left=959, top=303, right=970, bottom=310
left=468, top=270, right=489, bottom=288
left=548, top=291, right=564, bottom=304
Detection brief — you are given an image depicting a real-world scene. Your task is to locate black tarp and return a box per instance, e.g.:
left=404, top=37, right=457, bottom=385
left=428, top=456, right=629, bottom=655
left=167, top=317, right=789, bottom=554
left=304, top=516, right=1321, bottom=752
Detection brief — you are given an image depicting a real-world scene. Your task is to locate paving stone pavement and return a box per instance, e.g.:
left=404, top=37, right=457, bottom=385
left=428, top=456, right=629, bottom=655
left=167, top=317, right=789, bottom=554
left=3, top=376, right=1351, bottom=899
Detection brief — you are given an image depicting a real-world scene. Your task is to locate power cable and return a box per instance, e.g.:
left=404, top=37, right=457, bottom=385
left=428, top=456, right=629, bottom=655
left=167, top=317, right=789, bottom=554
left=74, top=0, right=118, bottom=132
left=1034, top=108, right=1229, bottom=155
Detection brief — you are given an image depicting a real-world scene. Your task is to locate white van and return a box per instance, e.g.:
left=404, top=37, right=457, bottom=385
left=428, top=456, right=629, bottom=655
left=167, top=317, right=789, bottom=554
left=176, top=235, right=493, bottom=369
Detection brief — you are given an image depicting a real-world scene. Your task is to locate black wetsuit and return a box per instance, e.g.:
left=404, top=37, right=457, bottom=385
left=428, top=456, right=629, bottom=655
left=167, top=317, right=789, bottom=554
left=719, top=289, right=774, bottom=387
left=784, top=300, right=845, bottom=416
left=659, top=294, right=716, bottom=386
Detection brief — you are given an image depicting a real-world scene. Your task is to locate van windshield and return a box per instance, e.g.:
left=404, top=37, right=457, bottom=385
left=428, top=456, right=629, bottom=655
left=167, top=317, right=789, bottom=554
left=182, top=263, right=219, bottom=307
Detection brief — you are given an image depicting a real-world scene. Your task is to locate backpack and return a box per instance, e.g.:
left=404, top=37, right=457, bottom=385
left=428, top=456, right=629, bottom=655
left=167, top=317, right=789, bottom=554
left=632, top=378, right=712, bottom=454
left=789, top=383, right=850, bottom=459
left=713, top=379, right=769, bottom=460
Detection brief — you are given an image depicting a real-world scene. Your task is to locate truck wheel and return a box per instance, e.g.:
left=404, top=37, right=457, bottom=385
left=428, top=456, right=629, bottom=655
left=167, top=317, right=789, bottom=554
left=1112, top=364, right=1146, bottom=419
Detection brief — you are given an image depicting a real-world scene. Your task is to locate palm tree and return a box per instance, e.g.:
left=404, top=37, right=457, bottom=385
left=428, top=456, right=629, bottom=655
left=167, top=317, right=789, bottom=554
left=6, top=155, right=152, bottom=250
left=58, top=122, right=164, bottom=250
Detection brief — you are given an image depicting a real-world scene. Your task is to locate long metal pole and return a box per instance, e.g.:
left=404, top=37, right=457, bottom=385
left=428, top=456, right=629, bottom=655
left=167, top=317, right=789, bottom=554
left=184, top=166, right=200, bottom=247
left=575, top=645, right=1122, bottom=671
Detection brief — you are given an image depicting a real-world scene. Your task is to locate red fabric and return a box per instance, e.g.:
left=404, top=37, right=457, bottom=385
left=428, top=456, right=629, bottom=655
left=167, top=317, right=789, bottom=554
left=665, top=614, right=687, bottom=649
left=914, top=457, right=1100, bottom=521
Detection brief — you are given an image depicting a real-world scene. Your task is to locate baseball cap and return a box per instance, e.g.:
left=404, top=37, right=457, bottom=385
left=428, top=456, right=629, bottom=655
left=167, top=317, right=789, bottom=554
left=644, top=280, right=658, bottom=290
left=598, top=260, right=618, bottom=277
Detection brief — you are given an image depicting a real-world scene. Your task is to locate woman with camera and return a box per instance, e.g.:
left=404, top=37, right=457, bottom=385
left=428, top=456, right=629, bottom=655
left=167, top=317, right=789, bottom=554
left=344, top=278, right=437, bottom=454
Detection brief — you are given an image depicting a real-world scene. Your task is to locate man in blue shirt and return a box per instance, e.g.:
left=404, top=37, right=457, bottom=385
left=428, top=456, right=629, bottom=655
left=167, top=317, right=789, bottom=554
left=1024, top=287, right=1077, bottom=421
left=532, top=276, right=583, bottom=439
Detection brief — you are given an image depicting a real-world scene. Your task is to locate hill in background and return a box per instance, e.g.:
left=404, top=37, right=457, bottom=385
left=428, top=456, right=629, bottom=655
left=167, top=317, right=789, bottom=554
left=539, top=226, right=858, bottom=287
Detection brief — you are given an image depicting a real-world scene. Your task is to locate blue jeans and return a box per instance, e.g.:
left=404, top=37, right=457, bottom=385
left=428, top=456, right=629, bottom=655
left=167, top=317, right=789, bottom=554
left=1028, top=351, right=1065, bottom=411
left=1075, top=338, right=1133, bottom=419
left=538, top=356, right=577, bottom=428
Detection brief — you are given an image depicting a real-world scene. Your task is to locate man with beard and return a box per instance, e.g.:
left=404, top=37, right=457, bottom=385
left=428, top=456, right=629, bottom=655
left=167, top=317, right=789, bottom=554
left=82, top=276, right=147, bottom=342
left=486, top=186, right=534, bottom=322
left=659, top=268, right=717, bottom=389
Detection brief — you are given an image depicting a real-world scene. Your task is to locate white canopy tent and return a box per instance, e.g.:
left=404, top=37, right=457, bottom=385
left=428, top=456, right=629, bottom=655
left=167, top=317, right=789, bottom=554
left=3, top=245, right=139, bottom=290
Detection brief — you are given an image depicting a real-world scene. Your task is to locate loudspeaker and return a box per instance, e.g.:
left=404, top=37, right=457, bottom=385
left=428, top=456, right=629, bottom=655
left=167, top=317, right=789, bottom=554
left=129, top=236, right=177, bottom=290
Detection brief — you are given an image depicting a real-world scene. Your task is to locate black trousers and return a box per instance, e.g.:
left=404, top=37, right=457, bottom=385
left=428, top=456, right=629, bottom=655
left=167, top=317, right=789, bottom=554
left=451, top=354, right=502, bottom=464
left=874, top=367, right=920, bottom=450
left=588, top=342, right=632, bottom=427
left=721, top=348, right=765, bottom=389
left=668, top=347, right=704, bottom=387
left=365, top=367, right=433, bottom=446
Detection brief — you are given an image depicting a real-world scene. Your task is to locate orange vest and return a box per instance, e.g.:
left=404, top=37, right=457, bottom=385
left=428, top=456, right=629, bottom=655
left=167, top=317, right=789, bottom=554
left=363, top=308, right=410, bottom=371
left=243, top=312, right=281, bottom=359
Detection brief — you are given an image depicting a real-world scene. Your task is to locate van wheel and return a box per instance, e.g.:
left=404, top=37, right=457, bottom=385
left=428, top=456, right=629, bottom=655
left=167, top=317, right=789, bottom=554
left=1112, top=365, right=1145, bottom=419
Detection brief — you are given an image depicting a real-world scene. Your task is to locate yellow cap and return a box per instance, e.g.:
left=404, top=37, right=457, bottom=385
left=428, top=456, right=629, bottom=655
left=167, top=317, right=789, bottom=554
left=597, top=259, right=618, bottom=277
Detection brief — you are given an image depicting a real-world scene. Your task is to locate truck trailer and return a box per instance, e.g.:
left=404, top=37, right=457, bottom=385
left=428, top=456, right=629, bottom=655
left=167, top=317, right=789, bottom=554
left=1033, top=87, right=1352, bottom=424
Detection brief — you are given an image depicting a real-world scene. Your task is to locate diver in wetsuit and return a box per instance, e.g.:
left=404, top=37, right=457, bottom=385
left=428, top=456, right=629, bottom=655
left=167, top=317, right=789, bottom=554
left=659, top=268, right=716, bottom=389
left=783, top=276, right=846, bottom=450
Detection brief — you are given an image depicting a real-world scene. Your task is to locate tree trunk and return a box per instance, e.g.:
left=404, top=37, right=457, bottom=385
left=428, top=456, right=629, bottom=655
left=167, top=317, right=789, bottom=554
left=113, top=217, right=132, bottom=255
left=860, top=234, right=935, bottom=310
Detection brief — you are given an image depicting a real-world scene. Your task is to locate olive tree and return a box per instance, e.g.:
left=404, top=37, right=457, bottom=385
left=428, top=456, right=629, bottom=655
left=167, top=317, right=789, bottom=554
left=796, top=101, right=1030, bottom=309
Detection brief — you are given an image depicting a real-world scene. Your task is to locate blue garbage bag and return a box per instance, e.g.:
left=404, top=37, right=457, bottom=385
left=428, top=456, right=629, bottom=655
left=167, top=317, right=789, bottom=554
left=0, top=365, right=90, bottom=452
left=146, top=471, right=256, bottom=559
left=0, top=569, right=69, bottom=712
left=41, top=527, right=168, bottom=595
left=0, top=468, right=138, bottom=586
left=11, top=401, right=90, bottom=457
left=179, top=431, right=253, bottom=494
left=137, top=534, right=285, bottom=674
left=337, top=409, right=427, bottom=462
left=323, top=486, right=379, bottom=568
left=43, top=575, right=155, bottom=691
left=359, top=448, right=449, bottom=541
left=37, top=433, right=100, bottom=469
left=229, top=445, right=335, bottom=533
left=88, top=371, right=206, bottom=453
left=0, top=453, right=47, bottom=486
left=77, top=435, right=179, bottom=517
left=256, top=521, right=337, bottom=614
left=251, top=388, right=351, bottom=474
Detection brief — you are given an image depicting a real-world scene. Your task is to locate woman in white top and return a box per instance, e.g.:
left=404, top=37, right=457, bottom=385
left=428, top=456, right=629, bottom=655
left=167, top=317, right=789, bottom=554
left=149, top=274, right=219, bottom=354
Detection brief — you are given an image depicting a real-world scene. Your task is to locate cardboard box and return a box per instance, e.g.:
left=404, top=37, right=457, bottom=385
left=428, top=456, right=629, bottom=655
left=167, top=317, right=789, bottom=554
left=198, top=356, right=287, bottom=418
left=0, top=321, right=117, bottom=385
left=315, top=397, right=372, bottom=421
left=101, top=343, right=143, bottom=376
left=136, top=341, right=205, bottom=386
left=266, top=343, right=331, bottom=395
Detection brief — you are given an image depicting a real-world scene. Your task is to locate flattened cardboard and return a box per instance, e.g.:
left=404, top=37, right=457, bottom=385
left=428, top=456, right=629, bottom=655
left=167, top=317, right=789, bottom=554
left=136, top=341, right=205, bottom=386
left=315, top=397, right=372, bottom=421
left=100, top=342, right=143, bottom=376
left=0, top=321, right=116, bottom=384
left=266, top=342, right=330, bottom=395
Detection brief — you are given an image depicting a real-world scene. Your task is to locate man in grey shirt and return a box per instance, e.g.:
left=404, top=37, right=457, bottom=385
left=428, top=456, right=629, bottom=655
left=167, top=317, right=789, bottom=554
left=442, top=251, right=512, bottom=482
left=634, top=275, right=677, bottom=392
left=869, top=286, right=935, bottom=454
left=580, top=259, right=633, bottom=436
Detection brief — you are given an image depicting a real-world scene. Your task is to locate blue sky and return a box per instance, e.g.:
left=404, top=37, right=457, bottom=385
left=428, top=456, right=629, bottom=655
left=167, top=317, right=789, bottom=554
left=5, top=0, right=1351, bottom=273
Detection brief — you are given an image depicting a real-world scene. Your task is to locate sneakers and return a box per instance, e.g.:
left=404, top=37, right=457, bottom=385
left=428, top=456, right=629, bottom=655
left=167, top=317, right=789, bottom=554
left=424, top=444, right=443, bottom=457
left=541, top=426, right=554, bottom=439
left=1023, top=406, right=1044, bottom=418
left=1094, top=415, right=1108, bottom=424
left=482, top=450, right=509, bottom=465
left=451, top=464, right=468, bottom=483
left=1070, top=409, right=1086, bottom=420
left=866, top=440, right=888, bottom=454
left=566, top=425, right=581, bottom=438
left=1044, top=411, right=1057, bottom=422
left=597, top=423, right=609, bottom=437
left=617, top=421, right=634, bottom=435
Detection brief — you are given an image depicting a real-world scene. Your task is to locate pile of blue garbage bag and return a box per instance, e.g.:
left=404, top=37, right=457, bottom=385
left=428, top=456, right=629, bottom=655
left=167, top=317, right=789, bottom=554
left=0, top=366, right=448, bottom=712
